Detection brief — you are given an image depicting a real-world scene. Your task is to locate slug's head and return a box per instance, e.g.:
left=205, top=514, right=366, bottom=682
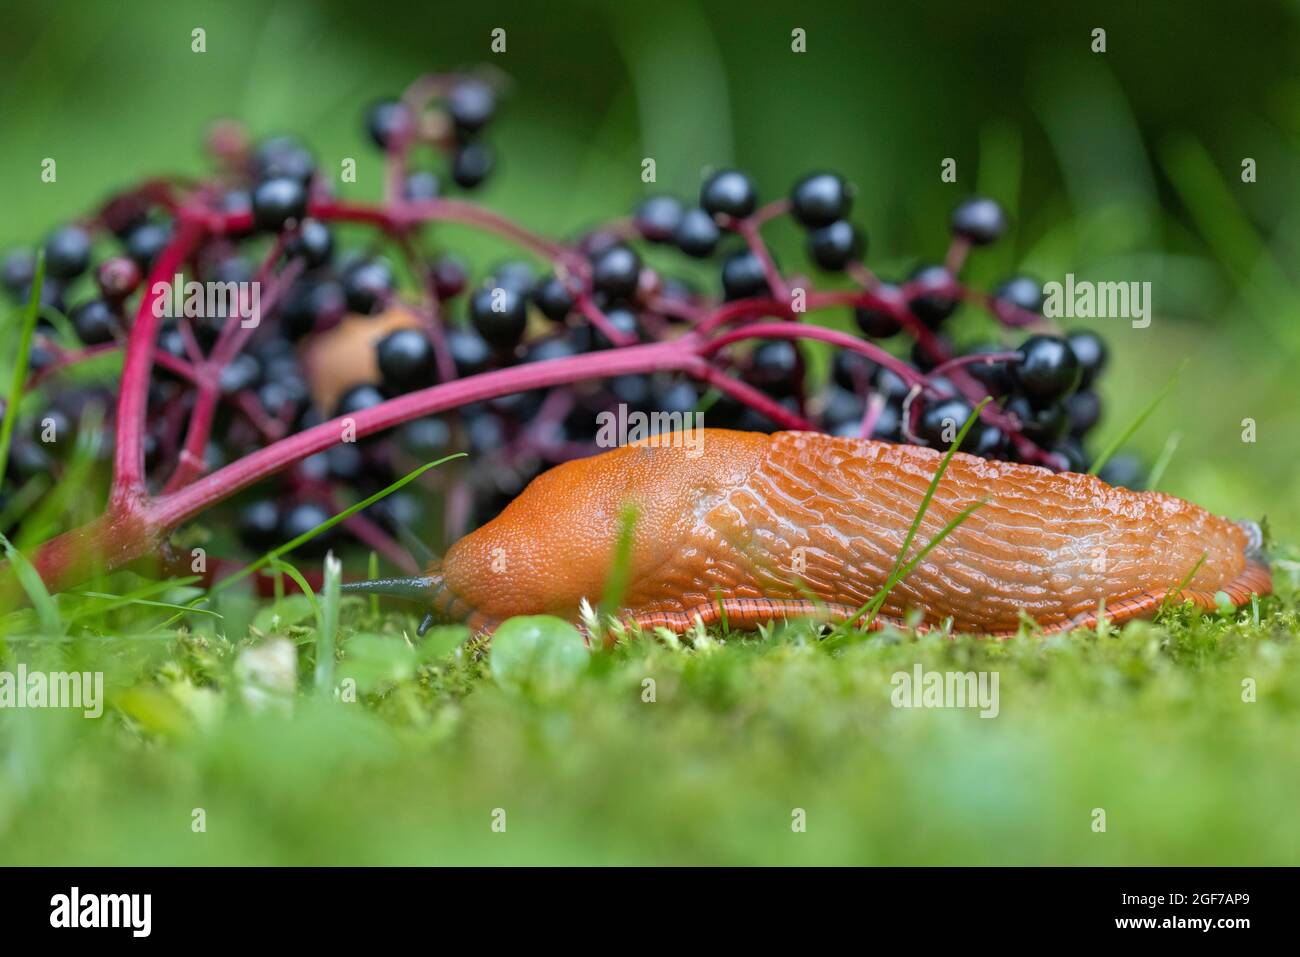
left=1236, top=519, right=1269, bottom=564
left=339, top=574, right=440, bottom=634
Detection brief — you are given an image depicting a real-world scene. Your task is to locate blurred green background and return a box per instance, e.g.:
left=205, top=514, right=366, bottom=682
left=1, top=0, right=1297, bottom=534
left=0, top=0, right=1298, bottom=867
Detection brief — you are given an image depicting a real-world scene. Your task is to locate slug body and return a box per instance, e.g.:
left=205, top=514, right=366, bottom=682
left=423, top=430, right=1271, bottom=636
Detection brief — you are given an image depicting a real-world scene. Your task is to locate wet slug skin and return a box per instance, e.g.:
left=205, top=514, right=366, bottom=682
left=406, top=430, right=1272, bottom=636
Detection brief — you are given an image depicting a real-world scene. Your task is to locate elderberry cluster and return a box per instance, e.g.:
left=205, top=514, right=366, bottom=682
left=0, top=72, right=1144, bottom=572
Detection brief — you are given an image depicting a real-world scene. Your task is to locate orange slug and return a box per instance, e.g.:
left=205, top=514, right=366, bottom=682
left=351, top=429, right=1271, bottom=637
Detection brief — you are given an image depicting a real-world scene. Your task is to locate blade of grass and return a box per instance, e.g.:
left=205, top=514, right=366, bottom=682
left=0, top=252, right=44, bottom=486
left=316, top=552, right=342, bottom=696
left=1159, top=551, right=1208, bottom=616
left=825, top=399, right=989, bottom=645
left=599, top=502, right=639, bottom=620
left=73, top=591, right=223, bottom=618
left=1145, top=430, right=1183, bottom=490
left=266, top=558, right=319, bottom=623
left=1089, top=359, right=1187, bottom=476
left=0, top=532, right=63, bottom=637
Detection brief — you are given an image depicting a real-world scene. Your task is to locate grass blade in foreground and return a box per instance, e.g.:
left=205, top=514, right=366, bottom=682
left=0, top=532, right=63, bottom=637
left=1089, top=359, right=1187, bottom=476
left=826, top=398, right=989, bottom=646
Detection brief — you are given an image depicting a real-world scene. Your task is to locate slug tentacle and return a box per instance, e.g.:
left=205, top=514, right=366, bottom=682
left=415, top=429, right=1271, bottom=637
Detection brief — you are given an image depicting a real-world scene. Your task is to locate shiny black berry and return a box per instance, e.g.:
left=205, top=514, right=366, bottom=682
left=283, top=278, right=346, bottom=339
left=448, top=80, right=496, bottom=134
left=919, top=397, right=976, bottom=449
left=403, top=170, right=441, bottom=202
left=287, top=219, right=333, bottom=267
left=447, top=326, right=493, bottom=376
left=239, top=499, right=283, bottom=552
left=342, top=259, right=394, bottom=315
left=790, top=172, right=851, bottom=229
left=993, top=275, right=1044, bottom=315
left=124, top=222, right=171, bottom=270
left=721, top=249, right=770, bottom=300
left=335, top=383, right=387, bottom=418
left=377, top=328, right=435, bottom=392
left=950, top=196, right=1007, bottom=245
left=674, top=208, right=720, bottom=258
left=71, top=299, right=119, bottom=345
left=45, top=226, right=92, bottom=280
left=2, top=249, right=35, bottom=294
left=401, top=417, right=451, bottom=458
left=1066, top=389, right=1102, bottom=436
left=252, top=177, right=307, bottom=233
left=1004, top=394, right=1069, bottom=444
left=1066, top=330, right=1107, bottom=387
left=832, top=349, right=875, bottom=392
left=591, top=307, right=639, bottom=349
left=591, top=245, right=641, bottom=301
left=853, top=299, right=901, bottom=338
left=906, top=264, right=958, bottom=326
left=452, top=142, right=495, bottom=188
left=469, top=283, right=528, bottom=348
left=747, top=340, right=800, bottom=396
left=253, top=135, right=316, bottom=184
left=365, top=98, right=414, bottom=149
left=634, top=196, right=684, bottom=243
left=700, top=169, right=756, bottom=219
left=532, top=275, right=574, bottom=322
left=965, top=343, right=1013, bottom=396
left=807, top=220, right=864, bottom=271
left=1011, top=335, right=1082, bottom=401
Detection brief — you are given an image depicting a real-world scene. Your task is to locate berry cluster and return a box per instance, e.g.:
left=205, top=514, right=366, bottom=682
left=0, top=70, right=1143, bottom=593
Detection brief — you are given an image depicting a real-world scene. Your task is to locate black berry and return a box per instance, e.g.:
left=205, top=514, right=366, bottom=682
left=1066, top=330, right=1107, bottom=387
left=591, top=245, right=641, bottom=300
left=342, top=259, right=394, bottom=315
left=674, top=208, right=720, bottom=258
left=71, top=299, right=119, bottom=345
left=950, top=196, right=1007, bottom=245
left=252, top=177, right=307, bottom=233
left=365, top=98, right=414, bottom=149
left=45, top=225, right=92, bottom=280
left=807, top=220, right=864, bottom=271
left=1011, top=335, right=1082, bottom=402
left=287, top=219, right=333, bottom=267
left=532, top=275, right=574, bottom=322
left=448, top=80, right=496, bottom=134
left=469, top=283, right=528, bottom=348
left=721, top=249, right=770, bottom=300
left=790, top=172, right=851, bottom=229
left=634, top=196, right=684, bottom=243
left=452, top=142, right=495, bottom=188
left=377, top=328, right=435, bottom=392
left=906, top=264, right=958, bottom=327
left=700, top=169, right=756, bottom=219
